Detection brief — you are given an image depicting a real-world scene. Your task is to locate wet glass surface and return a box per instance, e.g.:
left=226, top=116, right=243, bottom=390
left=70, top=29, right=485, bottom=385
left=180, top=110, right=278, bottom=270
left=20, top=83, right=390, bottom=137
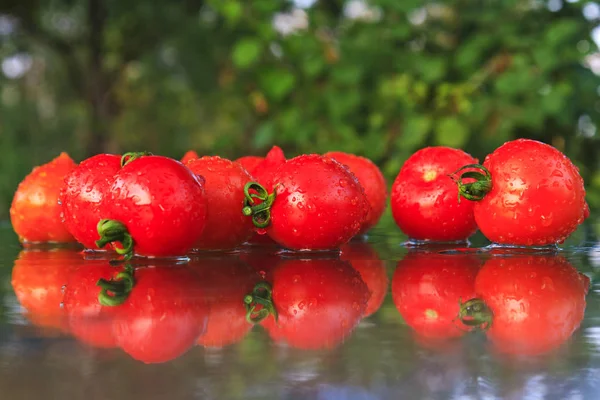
left=1, top=221, right=600, bottom=400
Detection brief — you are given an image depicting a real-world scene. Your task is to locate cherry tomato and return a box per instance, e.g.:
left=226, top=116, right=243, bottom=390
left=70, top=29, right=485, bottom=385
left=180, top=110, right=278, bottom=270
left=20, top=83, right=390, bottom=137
left=245, top=258, right=370, bottom=349
left=189, top=257, right=260, bottom=347
left=460, top=255, right=589, bottom=356
left=244, top=155, right=369, bottom=250
left=186, top=156, right=254, bottom=250
left=113, top=265, right=208, bottom=363
left=60, top=154, right=122, bottom=250
left=340, top=242, right=388, bottom=317
left=235, top=155, right=264, bottom=175
left=392, top=252, right=481, bottom=339
left=10, top=152, right=77, bottom=243
left=181, top=150, right=199, bottom=164
left=97, top=153, right=208, bottom=258
left=452, top=139, right=587, bottom=246
left=391, top=147, right=478, bottom=242
left=324, top=152, right=387, bottom=234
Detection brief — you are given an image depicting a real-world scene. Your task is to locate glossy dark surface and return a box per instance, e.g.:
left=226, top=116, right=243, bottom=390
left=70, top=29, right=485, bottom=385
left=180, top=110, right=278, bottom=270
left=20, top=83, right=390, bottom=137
left=1, top=221, right=600, bottom=400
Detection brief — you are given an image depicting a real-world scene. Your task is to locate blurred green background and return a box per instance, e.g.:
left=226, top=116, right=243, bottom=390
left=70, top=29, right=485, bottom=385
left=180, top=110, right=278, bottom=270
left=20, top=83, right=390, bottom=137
left=2, top=0, right=600, bottom=219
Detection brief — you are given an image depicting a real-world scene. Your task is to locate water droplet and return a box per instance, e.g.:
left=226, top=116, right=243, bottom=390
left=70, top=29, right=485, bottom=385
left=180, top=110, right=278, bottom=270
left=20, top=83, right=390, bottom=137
left=551, top=169, right=563, bottom=178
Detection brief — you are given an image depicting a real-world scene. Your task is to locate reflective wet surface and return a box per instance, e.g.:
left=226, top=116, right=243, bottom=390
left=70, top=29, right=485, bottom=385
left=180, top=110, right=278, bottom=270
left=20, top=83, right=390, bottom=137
left=1, top=221, right=600, bottom=399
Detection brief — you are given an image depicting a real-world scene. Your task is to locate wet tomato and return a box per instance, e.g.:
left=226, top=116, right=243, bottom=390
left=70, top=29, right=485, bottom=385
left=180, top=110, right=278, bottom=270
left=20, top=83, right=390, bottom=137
left=235, top=155, right=264, bottom=176
left=460, top=255, right=589, bottom=356
left=245, top=258, right=370, bottom=349
left=452, top=139, right=587, bottom=246
left=60, top=154, right=122, bottom=250
left=324, top=152, right=387, bottom=234
left=340, top=242, right=388, bottom=317
left=392, top=252, right=481, bottom=339
left=181, top=150, right=199, bottom=164
left=10, top=153, right=77, bottom=243
left=244, top=155, right=368, bottom=250
left=391, top=147, right=479, bottom=242
left=187, top=156, right=254, bottom=250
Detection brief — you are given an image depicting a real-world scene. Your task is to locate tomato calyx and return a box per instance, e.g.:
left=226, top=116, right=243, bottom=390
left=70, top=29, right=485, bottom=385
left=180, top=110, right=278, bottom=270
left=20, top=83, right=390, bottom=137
left=96, top=219, right=135, bottom=263
left=458, top=298, right=493, bottom=330
left=121, top=151, right=153, bottom=167
left=449, top=164, right=493, bottom=202
left=244, top=281, right=278, bottom=324
left=96, top=263, right=135, bottom=307
left=242, top=182, right=277, bottom=228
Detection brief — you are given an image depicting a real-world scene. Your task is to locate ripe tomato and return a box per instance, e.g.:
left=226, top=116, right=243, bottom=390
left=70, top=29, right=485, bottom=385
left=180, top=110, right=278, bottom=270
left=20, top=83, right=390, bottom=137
left=113, top=265, right=208, bottom=363
left=324, top=152, right=387, bottom=234
left=460, top=255, right=589, bottom=356
left=244, top=155, right=368, bottom=250
left=391, top=147, right=478, bottom=242
left=10, top=152, right=77, bottom=243
left=452, top=139, right=587, bottom=245
left=246, top=258, right=370, bottom=349
left=181, top=150, right=199, bottom=164
left=392, top=252, right=481, bottom=340
left=340, top=242, right=388, bottom=317
left=235, top=155, right=264, bottom=175
left=186, top=156, right=254, bottom=250
left=189, top=256, right=260, bottom=347
left=98, top=153, right=208, bottom=258
left=60, top=154, right=122, bottom=250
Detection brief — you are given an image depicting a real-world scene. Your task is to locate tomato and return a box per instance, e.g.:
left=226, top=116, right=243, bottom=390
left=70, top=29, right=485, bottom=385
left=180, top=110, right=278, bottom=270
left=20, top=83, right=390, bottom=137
left=238, top=247, right=282, bottom=281
left=245, top=258, right=370, bottom=349
left=181, top=150, right=199, bottom=164
left=97, top=153, right=208, bottom=258
left=391, top=147, right=478, bottom=242
left=189, top=257, right=259, bottom=347
left=244, top=155, right=369, bottom=250
left=392, top=252, right=481, bottom=340
left=60, top=154, right=122, bottom=250
left=186, top=156, right=254, bottom=250
left=324, top=152, right=387, bottom=234
left=113, top=265, right=208, bottom=363
left=460, top=255, right=589, bottom=356
left=235, top=155, right=264, bottom=175
left=452, top=139, right=587, bottom=246
left=340, top=242, right=388, bottom=317
left=10, top=152, right=77, bottom=243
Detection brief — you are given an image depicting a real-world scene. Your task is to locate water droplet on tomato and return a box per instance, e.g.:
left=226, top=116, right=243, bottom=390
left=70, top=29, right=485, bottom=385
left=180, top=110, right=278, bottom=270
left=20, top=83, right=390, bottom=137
left=540, top=213, right=553, bottom=227
left=339, top=179, right=347, bottom=188
left=551, top=169, right=563, bottom=178
left=256, top=228, right=267, bottom=235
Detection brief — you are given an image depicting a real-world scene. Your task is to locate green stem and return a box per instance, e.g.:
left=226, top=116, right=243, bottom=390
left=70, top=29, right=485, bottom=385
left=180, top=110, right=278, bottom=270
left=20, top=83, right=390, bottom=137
left=244, top=281, right=278, bottom=324
left=242, top=182, right=277, bottom=229
left=448, top=164, right=493, bottom=202
left=121, top=151, right=152, bottom=167
left=458, top=298, right=493, bottom=330
left=96, top=264, right=136, bottom=307
left=95, top=219, right=135, bottom=261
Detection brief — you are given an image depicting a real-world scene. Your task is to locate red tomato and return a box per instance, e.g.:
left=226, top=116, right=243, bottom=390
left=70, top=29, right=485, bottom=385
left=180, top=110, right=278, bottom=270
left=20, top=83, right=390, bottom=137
left=340, top=242, right=388, bottom=317
left=453, top=139, right=587, bottom=246
left=392, top=252, right=481, bottom=339
left=99, top=154, right=208, bottom=258
left=391, top=147, right=478, bottom=242
left=244, top=155, right=368, bottom=250
left=113, top=265, right=208, bottom=363
left=461, top=255, right=589, bottom=356
left=247, top=258, right=370, bottom=349
left=60, top=154, right=122, bottom=250
left=189, top=257, right=259, bottom=347
left=235, top=155, right=264, bottom=175
left=10, top=152, right=77, bottom=243
left=181, top=150, right=199, bottom=165
left=186, top=156, right=254, bottom=250
left=324, top=152, right=387, bottom=234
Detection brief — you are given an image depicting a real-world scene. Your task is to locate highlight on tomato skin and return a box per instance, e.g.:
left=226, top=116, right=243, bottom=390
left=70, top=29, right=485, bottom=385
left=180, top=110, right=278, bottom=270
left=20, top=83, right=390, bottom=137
left=391, top=252, right=482, bottom=341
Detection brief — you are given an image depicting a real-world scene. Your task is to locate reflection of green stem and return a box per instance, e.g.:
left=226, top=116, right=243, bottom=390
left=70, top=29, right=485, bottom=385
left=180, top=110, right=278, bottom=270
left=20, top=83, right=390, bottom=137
left=95, top=219, right=135, bottom=262
left=96, top=264, right=136, bottom=307
left=242, top=182, right=277, bottom=228
left=244, top=281, right=278, bottom=324
left=448, top=164, right=493, bottom=202
left=458, top=298, right=493, bottom=330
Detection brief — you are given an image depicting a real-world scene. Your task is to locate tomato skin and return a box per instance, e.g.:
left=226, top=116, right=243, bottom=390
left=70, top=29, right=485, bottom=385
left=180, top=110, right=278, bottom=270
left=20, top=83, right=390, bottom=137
left=10, top=153, right=78, bottom=243
left=474, top=139, right=587, bottom=246
left=103, top=155, right=207, bottom=256
left=391, top=147, right=478, bottom=241
left=267, top=155, right=369, bottom=250
left=186, top=156, right=254, bottom=250
left=472, top=255, right=588, bottom=356
left=340, top=242, right=388, bottom=317
left=324, top=152, right=387, bottom=234
left=181, top=150, right=199, bottom=165
left=235, top=156, right=264, bottom=175
left=60, top=154, right=122, bottom=250
left=262, top=258, right=370, bottom=349
left=392, top=252, right=481, bottom=339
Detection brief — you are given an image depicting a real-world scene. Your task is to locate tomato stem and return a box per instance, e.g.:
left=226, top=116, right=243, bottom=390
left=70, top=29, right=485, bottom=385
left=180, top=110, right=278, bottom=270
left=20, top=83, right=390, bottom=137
left=244, top=281, right=278, bottom=324
left=458, top=298, right=493, bottom=330
left=121, top=151, right=152, bottom=167
left=448, top=164, right=493, bottom=202
left=96, top=264, right=136, bottom=307
left=96, top=219, right=135, bottom=262
left=242, top=182, right=277, bottom=229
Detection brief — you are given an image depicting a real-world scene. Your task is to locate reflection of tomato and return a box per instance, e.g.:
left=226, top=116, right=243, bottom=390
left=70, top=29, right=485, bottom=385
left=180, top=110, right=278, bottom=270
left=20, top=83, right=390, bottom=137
left=11, top=249, right=82, bottom=331
left=113, top=266, right=208, bottom=363
left=254, top=258, right=370, bottom=349
left=392, top=252, right=481, bottom=339
left=340, top=242, right=388, bottom=317
left=463, top=255, right=589, bottom=356
left=190, top=257, right=260, bottom=347
left=238, top=248, right=282, bottom=281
